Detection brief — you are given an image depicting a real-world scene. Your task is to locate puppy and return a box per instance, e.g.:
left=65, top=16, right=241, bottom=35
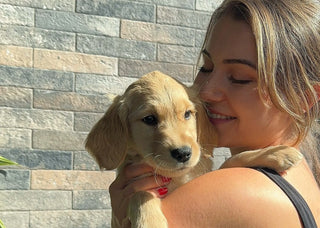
left=85, top=71, right=302, bottom=228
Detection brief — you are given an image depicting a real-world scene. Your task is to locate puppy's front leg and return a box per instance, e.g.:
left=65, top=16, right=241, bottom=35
left=220, top=145, right=303, bottom=173
left=129, top=191, right=167, bottom=228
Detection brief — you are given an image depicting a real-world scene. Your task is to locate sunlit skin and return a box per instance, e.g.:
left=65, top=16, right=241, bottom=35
left=194, top=15, right=294, bottom=154
left=159, top=15, right=320, bottom=227
left=109, top=14, right=320, bottom=228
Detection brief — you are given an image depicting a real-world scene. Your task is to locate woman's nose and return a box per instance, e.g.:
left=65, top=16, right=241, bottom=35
left=199, top=72, right=225, bottom=102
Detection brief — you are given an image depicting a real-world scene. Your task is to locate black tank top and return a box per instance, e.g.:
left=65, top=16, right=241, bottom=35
left=254, top=167, right=317, bottom=228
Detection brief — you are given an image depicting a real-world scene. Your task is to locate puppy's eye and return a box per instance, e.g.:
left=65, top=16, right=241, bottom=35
left=142, top=115, right=158, bottom=126
left=184, top=110, right=192, bottom=120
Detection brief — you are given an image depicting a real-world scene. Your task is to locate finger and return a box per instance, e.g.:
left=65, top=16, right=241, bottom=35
left=122, top=175, right=171, bottom=197
left=124, top=163, right=154, bottom=179
left=147, top=187, right=169, bottom=199
left=110, top=163, right=154, bottom=190
left=109, top=172, right=127, bottom=191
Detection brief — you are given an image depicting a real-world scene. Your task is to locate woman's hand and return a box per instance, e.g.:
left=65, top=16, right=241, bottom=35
left=109, top=163, right=171, bottom=226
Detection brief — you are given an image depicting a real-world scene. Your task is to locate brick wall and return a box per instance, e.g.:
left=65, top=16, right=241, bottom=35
left=0, top=0, right=230, bottom=227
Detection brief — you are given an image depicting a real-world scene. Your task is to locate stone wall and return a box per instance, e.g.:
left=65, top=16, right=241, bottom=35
left=0, top=0, right=230, bottom=227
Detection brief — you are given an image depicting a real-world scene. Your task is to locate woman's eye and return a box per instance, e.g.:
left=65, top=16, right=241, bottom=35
left=198, top=66, right=212, bottom=73
left=142, top=115, right=158, bottom=126
left=184, top=110, right=192, bottom=120
left=228, top=75, right=252, bottom=84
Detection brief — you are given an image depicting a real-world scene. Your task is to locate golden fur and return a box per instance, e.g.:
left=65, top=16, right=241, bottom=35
left=85, top=71, right=302, bottom=228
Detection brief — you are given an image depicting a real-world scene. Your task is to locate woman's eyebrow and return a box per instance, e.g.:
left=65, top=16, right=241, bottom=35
left=201, top=49, right=257, bottom=70
left=223, top=59, right=257, bottom=70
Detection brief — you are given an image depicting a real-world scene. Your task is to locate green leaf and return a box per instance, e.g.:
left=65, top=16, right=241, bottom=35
left=0, top=156, right=18, bottom=166
left=0, top=219, right=5, bottom=228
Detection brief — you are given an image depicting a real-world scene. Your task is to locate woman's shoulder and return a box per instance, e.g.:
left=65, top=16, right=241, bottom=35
left=162, top=166, right=311, bottom=227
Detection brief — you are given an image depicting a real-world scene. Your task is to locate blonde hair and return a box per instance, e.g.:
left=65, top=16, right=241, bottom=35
left=199, top=0, right=320, bottom=184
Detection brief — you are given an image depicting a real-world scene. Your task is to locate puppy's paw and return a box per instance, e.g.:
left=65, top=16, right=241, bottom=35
left=220, top=145, right=303, bottom=173
left=133, top=210, right=167, bottom=228
left=260, top=146, right=303, bottom=172
left=129, top=191, right=168, bottom=228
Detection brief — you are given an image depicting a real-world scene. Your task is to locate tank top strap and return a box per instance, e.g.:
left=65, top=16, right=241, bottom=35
left=253, top=167, right=317, bottom=228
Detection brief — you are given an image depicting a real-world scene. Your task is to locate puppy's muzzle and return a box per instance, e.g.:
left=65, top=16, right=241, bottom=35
left=170, top=146, right=192, bottom=163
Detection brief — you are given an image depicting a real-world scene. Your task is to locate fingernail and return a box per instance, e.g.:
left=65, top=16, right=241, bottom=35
left=157, top=187, right=168, bottom=196
left=279, top=170, right=287, bottom=176
left=161, top=176, right=172, bottom=183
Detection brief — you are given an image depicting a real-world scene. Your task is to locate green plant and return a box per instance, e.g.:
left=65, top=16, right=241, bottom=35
left=0, top=156, right=18, bottom=228
left=0, top=219, right=5, bottom=228
left=0, top=156, right=17, bottom=166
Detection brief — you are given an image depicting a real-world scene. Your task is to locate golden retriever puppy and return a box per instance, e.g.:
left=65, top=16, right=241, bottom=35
left=85, top=71, right=302, bottom=228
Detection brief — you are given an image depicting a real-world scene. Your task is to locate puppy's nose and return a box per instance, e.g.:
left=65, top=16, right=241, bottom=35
left=170, top=146, right=192, bottom=163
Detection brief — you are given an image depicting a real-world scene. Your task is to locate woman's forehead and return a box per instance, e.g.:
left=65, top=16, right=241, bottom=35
left=204, top=15, right=258, bottom=66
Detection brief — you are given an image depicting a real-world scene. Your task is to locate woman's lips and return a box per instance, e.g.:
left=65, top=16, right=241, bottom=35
left=205, top=108, right=236, bottom=125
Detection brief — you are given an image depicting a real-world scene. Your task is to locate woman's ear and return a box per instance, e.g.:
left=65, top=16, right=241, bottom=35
left=313, top=84, right=320, bottom=102
left=85, top=96, right=128, bottom=170
left=307, top=84, right=320, bottom=109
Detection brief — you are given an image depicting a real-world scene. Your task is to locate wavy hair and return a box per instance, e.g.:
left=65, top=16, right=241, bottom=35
left=199, top=0, right=320, bottom=184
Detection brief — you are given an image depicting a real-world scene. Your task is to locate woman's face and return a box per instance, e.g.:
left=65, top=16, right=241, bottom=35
left=195, top=15, right=293, bottom=152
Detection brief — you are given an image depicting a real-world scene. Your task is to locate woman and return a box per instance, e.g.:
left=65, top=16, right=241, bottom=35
left=110, top=0, right=320, bottom=227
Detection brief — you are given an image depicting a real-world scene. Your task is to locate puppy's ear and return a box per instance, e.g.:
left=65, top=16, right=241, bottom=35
left=85, top=96, right=128, bottom=170
left=195, top=100, right=217, bottom=150
left=189, top=85, right=217, bottom=153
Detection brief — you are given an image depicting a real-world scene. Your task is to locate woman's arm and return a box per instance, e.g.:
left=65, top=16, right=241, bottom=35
left=110, top=162, right=316, bottom=227
left=161, top=167, right=301, bottom=228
